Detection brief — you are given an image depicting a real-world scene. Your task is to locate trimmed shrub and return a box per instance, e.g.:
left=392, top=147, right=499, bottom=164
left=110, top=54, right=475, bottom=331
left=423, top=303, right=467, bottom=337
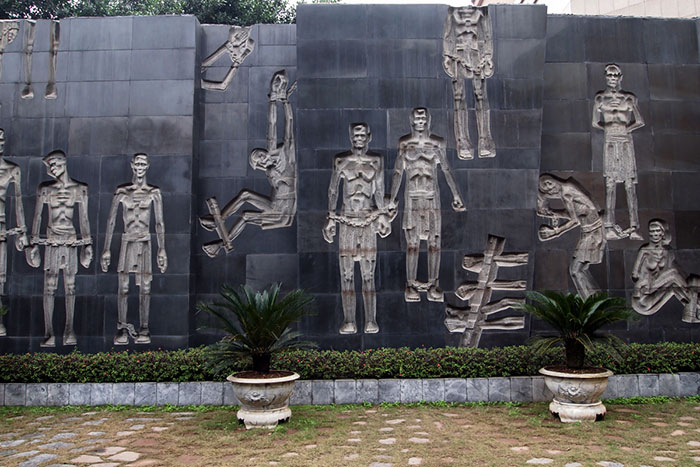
left=0, top=343, right=698, bottom=383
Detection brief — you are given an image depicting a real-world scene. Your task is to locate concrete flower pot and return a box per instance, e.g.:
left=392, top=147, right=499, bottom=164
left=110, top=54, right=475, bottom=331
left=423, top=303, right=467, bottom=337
left=539, top=367, right=613, bottom=423
left=227, top=371, right=299, bottom=429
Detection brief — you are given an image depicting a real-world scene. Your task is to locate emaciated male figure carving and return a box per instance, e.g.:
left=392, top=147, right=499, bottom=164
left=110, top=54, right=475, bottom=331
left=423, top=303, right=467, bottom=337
left=443, top=5, right=495, bottom=160
left=200, top=70, right=296, bottom=257
left=592, top=64, right=644, bottom=241
left=323, top=123, right=392, bottom=334
left=390, top=108, right=465, bottom=303
left=102, top=153, right=167, bottom=345
left=537, top=174, right=605, bottom=298
left=0, top=129, right=28, bottom=336
left=28, top=150, right=92, bottom=347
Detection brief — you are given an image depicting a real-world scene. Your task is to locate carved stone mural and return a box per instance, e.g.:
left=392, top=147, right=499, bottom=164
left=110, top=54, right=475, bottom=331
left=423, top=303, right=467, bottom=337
left=19, top=20, right=60, bottom=99
left=390, top=108, right=465, bottom=303
left=102, top=154, right=167, bottom=345
left=27, top=151, right=92, bottom=348
left=537, top=174, right=605, bottom=298
left=0, top=129, right=27, bottom=337
left=442, top=5, right=495, bottom=160
left=21, top=20, right=35, bottom=99
left=201, top=25, right=254, bottom=91
left=0, top=21, right=19, bottom=80
left=592, top=64, right=644, bottom=241
left=445, top=235, right=528, bottom=347
left=632, top=219, right=700, bottom=323
left=46, top=20, right=59, bottom=99
left=323, top=123, right=393, bottom=334
left=200, top=70, right=296, bottom=257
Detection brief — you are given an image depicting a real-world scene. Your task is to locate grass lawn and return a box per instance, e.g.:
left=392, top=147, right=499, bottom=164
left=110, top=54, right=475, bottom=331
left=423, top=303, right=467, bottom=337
left=1, top=397, right=699, bottom=466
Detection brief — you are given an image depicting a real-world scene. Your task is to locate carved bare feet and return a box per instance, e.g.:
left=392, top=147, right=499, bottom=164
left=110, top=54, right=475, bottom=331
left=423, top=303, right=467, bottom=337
left=478, top=137, right=496, bottom=158
left=604, top=224, right=626, bottom=241
left=404, top=285, right=420, bottom=302
left=339, top=321, right=357, bottom=334
left=21, top=85, right=33, bottom=99
left=199, top=215, right=216, bottom=231
left=457, top=141, right=474, bottom=160
left=113, top=328, right=129, bottom=345
left=135, top=328, right=151, bottom=344
left=45, top=83, right=57, bottom=99
left=63, top=331, right=77, bottom=346
left=202, top=240, right=224, bottom=258
left=364, top=321, right=379, bottom=334
left=627, top=229, right=643, bottom=241
left=427, top=284, right=444, bottom=302
left=41, top=335, right=56, bottom=348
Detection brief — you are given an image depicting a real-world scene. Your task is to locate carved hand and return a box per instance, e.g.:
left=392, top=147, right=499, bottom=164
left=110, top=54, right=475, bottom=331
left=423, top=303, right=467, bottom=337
left=322, top=217, right=336, bottom=243
left=81, top=245, right=93, bottom=269
left=452, top=197, right=466, bottom=212
left=157, top=248, right=168, bottom=273
left=100, top=250, right=110, bottom=273
left=376, top=215, right=392, bottom=239
left=27, top=245, right=40, bottom=268
left=538, top=225, right=557, bottom=240
left=15, top=234, right=28, bottom=251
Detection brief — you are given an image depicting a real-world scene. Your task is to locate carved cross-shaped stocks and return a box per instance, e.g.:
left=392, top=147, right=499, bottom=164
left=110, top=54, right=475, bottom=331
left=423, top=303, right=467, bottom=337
left=21, top=20, right=60, bottom=99
left=201, top=25, right=254, bottom=91
left=0, top=129, right=28, bottom=337
left=101, top=154, right=167, bottom=345
left=442, top=6, right=495, bottom=160
left=200, top=70, right=296, bottom=257
left=445, top=235, right=528, bottom=347
left=0, top=21, right=19, bottom=81
left=27, top=150, right=92, bottom=348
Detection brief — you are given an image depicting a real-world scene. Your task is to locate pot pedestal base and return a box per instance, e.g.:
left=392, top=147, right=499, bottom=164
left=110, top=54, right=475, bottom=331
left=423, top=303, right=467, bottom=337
left=238, top=406, right=291, bottom=429
left=549, top=400, right=606, bottom=423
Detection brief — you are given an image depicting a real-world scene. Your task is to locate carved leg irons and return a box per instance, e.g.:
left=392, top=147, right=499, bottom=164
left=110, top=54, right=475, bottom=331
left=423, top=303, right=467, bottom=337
left=474, top=77, right=495, bottom=158
left=452, top=79, right=474, bottom=160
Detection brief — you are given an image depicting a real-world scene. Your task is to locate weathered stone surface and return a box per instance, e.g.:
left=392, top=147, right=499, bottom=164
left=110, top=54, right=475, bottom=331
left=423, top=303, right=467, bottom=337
left=615, top=375, right=639, bottom=399
left=46, top=384, right=70, bottom=406
left=638, top=374, right=659, bottom=398
left=156, top=383, right=178, bottom=406
left=91, top=384, right=114, bottom=406
left=679, top=372, right=700, bottom=397
left=658, top=373, right=680, bottom=397
left=467, top=378, right=489, bottom=402
left=510, top=377, right=533, bottom=402
left=532, top=376, right=552, bottom=402
left=378, top=379, right=400, bottom=403
left=200, top=382, right=223, bottom=405
left=488, top=378, right=511, bottom=402
left=400, top=379, right=422, bottom=403
left=312, top=380, right=333, bottom=405
left=443, top=379, right=466, bottom=403
left=356, top=379, right=378, bottom=404
left=5, top=383, right=26, bottom=406
left=178, top=383, right=201, bottom=406
left=422, top=379, right=444, bottom=403
left=289, top=380, right=311, bottom=406
left=134, top=383, right=157, bottom=406
left=334, top=380, right=356, bottom=404
left=26, top=384, right=48, bottom=407
left=113, top=383, right=135, bottom=406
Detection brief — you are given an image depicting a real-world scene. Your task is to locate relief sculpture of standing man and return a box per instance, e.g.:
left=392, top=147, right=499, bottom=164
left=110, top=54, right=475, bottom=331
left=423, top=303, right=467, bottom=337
left=323, top=123, right=392, bottom=334
left=0, top=129, right=28, bottom=336
left=102, top=153, right=167, bottom=345
left=390, top=108, right=465, bottom=303
left=28, top=150, right=92, bottom=347
left=592, top=64, right=644, bottom=241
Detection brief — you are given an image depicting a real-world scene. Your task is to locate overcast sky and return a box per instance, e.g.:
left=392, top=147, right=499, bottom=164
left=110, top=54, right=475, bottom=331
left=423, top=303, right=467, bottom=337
left=340, top=0, right=572, bottom=14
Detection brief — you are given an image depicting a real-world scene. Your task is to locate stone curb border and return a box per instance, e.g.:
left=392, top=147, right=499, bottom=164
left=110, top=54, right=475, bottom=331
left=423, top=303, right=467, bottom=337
left=1, top=373, right=698, bottom=406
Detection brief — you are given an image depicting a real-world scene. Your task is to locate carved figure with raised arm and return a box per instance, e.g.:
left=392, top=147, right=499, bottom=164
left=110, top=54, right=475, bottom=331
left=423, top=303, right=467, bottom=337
left=200, top=70, right=296, bottom=257
left=0, top=129, right=28, bottom=336
left=27, top=150, right=92, bottom=347
left=390, top=108, right=465, bottom=303
left=201, top=25, right=254, bottom=91
left=443, top=5, right=495, bottom=160
left=0, top=21, right=19, bottom=81
left=102, top=153, right=167, bottom=345
left=592, top=64, right=645, bottom=241
left=323, top=123, right=392, bottom=334
left=631, top=219, right=700, bottom=323
left=537, top=174, right=605, bottom=298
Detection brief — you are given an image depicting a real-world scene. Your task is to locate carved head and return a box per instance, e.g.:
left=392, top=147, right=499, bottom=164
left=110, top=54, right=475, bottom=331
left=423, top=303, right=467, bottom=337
left=349, top=123, right=371, bottom=150
left=270, top=70, right=288, bottom=101
left=453, top=5, right=479, bottom=25
left=605, top=64, right=622, bottom=90
left=43, top=150, right=67, bottom=179
left=250, top=148, right=271, bottom=170
left=228, top=26, right=251, bottom=46
left=648, top=218, right=671, bottom=246
left=411, top=108, right=430, bottom=133
left=538, top=174, right=561, bottom=196
left=131, top=153, right=149, bottom=178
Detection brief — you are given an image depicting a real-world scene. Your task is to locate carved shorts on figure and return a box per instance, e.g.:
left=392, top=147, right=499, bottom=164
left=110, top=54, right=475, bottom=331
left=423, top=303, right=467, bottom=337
left=339, top=222, right=376, bottom=261
left=603, top=135, right=636, bottom=183
left=118, top=239, right=151, bottom=286
left=574, top=221, right=605, bottom=264
left=403, top=196, right=440, bottom=241
left=45, top=244, right=77, bottom=275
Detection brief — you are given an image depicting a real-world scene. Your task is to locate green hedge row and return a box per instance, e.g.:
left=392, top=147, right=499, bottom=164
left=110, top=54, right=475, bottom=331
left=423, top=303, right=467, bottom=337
left=1, top=343, right=699, bottom=383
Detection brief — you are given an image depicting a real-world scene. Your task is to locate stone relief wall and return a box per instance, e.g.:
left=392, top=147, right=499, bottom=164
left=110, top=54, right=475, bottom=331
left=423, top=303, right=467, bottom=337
left=0, top=6, right=698, bottom=353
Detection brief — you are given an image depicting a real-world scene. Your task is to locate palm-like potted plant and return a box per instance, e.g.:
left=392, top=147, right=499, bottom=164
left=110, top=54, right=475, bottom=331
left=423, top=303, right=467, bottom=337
left=198, top=283, right=315, bottom=429
left=518, top=291, right=636, bottom=422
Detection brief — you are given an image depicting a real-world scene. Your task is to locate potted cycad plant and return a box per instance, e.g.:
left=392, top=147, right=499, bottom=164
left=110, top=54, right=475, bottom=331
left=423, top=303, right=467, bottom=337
left=198, top=283, right=315, bottom=429
left=518, top=291, right=635, bottom=423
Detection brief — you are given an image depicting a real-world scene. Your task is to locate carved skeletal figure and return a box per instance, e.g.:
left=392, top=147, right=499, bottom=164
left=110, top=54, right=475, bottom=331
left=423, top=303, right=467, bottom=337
left=323, top=123, right=392, bottom=334
left=592, top=64, right=644, bottom=241
left=442, top=5, right=495, bottom=160
left=21, top=20, right=35, bottom=99
left=390, top=108, right=465, bottom=303
left=27, top=150, right=92, bottom=348
left=0, top=21, right=19, bottom=80
left=201, top=26, right=254, bottom=91
left=631, top=219, right=700, bottom=323
left=200, top=70, right=296, bottom=256
left=102, top=154, right=167, bottom=345
left=537, top=174, right=605, bottom=299
left=0, top=129, right=28, bottom=337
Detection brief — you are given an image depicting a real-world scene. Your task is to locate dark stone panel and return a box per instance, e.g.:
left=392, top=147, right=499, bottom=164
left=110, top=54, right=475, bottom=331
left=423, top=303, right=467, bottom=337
left=297, top=109, right=344, bottom=150
left=296, top=293, right=342, bottom=338
left=459, top=209, right=535, bottom=254
left=366, top=4, right=445, bottom=39
left=488, top=78, right=543, bottom=110
left=297, top=40, right=367, bottom=79
left=491, top=109, right=542, bottom=149
left=637, top=172, right=673, bottom=211
left=161, top=234, right=192, bottom=275
left=297, top=78, right=380, bottom=110
left=68, top=17, right=133, bottom=51
left=648, top=64, right=700, bottom=101
left=246, top=254, right=299, bottom=293
left=15, top=83, right=67, bottom=119
left=68, top=117, right=130, bottom=157
left=132, top=15, right=196, bottom=50
left=533, top=248, right=569, bottom=292
left=494, top=39, right=546, bottom=79
left=582, top=17, right=645, bottom=64
left=649, top=100, right=700, bottom=132
left=201, top=67, right=249, bottom=104
left=127, top=116, right=194, bottom=156
left=642, top=19, right=699, bottom=65
left=297, top=4, right=368, bottom=41
left=65, top=81, right=130, bottom=117
left=256, top=45, right=296, bottom=67
left=21, top=52, right=68, bottom=84
left=298, top=169, right=331, bottom=211
left=540, top=133, right=592, bottom=172
left=587, top=62, right=650, bottom=102
left=258, top=24, right=296, bottom=46
left=226, top=217, right=297, bottom=255
left=674, top=211, right=700, bottom=250
left=297, top=210, right=338, bottom=254
left=490, top=4, right=547, bottom=40
left=200, top=103, right=247, bottom=141
left=298, top=252, right=340, bottom=294
left=129, top=80, right=195, bottom=117
left=652, top=132, right=700, bottom=171
left=543, top=63, right=588, bottom=100
left=466, top=169, right=538, bottom=210
left=198, top=140, right=249, bottom=178
left=366, top=39, right=441, bottom=79
left=66, top=50, right=131, bottom=82
left=10, top=117, right=70, bottom=158
left=542, top=100, right=590, bottom=134
left=130, top=49, right=196, bottom=81
left=545, top=16, right=585, bottom=63
left=376, top=251, right=407, bottom=293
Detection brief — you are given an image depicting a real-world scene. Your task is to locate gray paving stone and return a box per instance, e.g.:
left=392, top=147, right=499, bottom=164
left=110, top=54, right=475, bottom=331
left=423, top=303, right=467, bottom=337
left=510, top=377, right=533, bottom=402
left=0, top=439, right=26, bottom=448
left=91, top=383, right=114, bottom=406
left=658, top=373, right=680, bottom=397
left=444, top=379, right=466, bottom=403
left=422, top=378, right=444, bottom=402
left=37, top=441, right=75, bottom=450
left=532, top=376, right=552, bottom=402
left=10, top=450, right=40, bottom=458
left=601, top=376, right=618, bottom=400
left=178, top=382, right=201, bottom=406
left=312, top=380, right=334, bottom=405
left=378, top=379, right=400, bottom=403
left=26, top=384, right=48, bottom=406
left=400, top=379, right=422, bottom=403
left=134, top=382, right=156, bottom=406
left=46, top=384, right=69, bottom=406
left=222, top=382, right=239, bottom=405
left=334, top=379, right=356, bottom=404
left=21, top=453, right=58, bottom=466
left=156, top=383, right=179, bottom=406
left=113, top=383, right=135, bottom=405
left=638, top=374, right=659, bottom=397
left=201, top=382, right=223, bottom=405
left=356, top=379, right=378, bottom=404
left=615, top=374, right=639, bottom=398
left=467, top=378, right=489, bottom=402
left=50, top=433, right=77, bottom=440
left=69, top=384, right=91, bottom=406
left=679, top=372, right=700, bottom=397
left=5, top=383, right=26, bottom=406
left=289, top=380, right=311, bottom=405
left=488, top=377, right=511, bottom=402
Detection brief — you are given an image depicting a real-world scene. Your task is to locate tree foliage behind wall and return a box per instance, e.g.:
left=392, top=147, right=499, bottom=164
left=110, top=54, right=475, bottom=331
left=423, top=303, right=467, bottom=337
left=0, top=0, right=297, bottom=25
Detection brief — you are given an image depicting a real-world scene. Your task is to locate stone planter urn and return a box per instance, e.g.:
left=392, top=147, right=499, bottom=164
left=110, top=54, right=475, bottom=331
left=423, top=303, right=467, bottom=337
left=539, top=367, right=613, bottom=423
left=227, top=371, right=299, bottom=429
